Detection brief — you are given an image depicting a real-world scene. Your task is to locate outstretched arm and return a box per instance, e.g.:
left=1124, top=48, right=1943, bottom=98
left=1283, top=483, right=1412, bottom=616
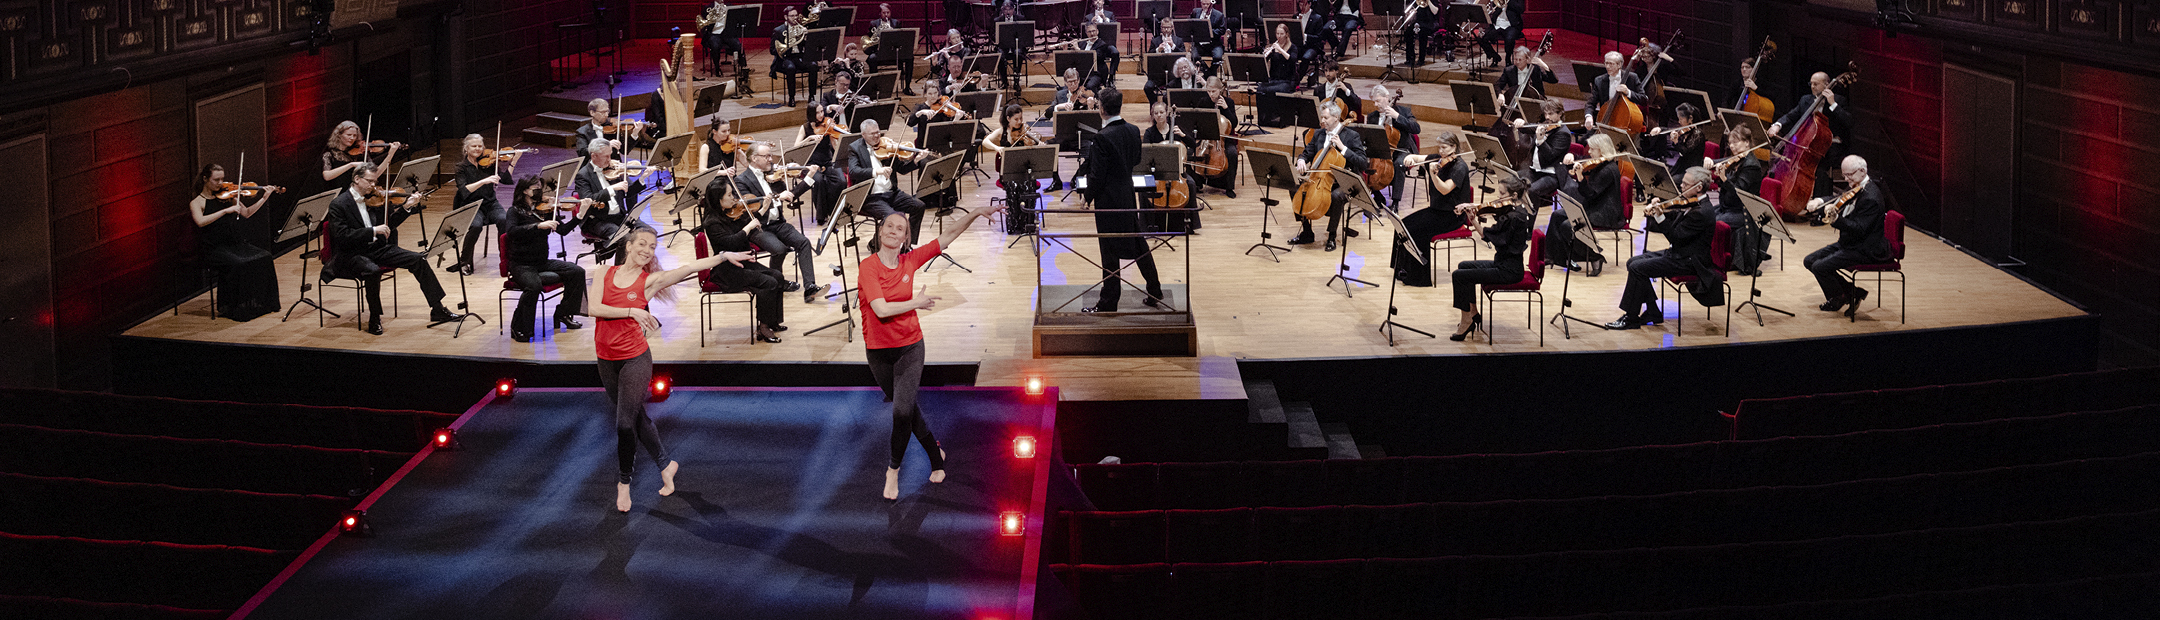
left=935, top=202, right=1006, bottom=250
left=647, top=250, right=753, bottom=296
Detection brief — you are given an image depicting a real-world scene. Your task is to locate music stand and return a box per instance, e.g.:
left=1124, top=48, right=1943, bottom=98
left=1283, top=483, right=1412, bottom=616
left=1515, top=96, right=1549, bottom=124
left=1176, top=109, right=1222, bottom=141
left=994, top=20, right=1037, bottom=100
left=1055, top=50, right=1098, bottom=83
left=1143, top=53, right=1181, bottom=85
left=1244, top=149, right=1296, bottom=261
left=1279, top=94, right=1321, bottom=133
left=1731, top=187, right=1796, bottom=325
left=1630, top=154, right=1680, bottom=201
left=873, top=28, right=917, bottom=72
left=694, top=80, right=734, bottom=115
left=1226, top=53, right=1266, bottom=84
left=537, top=156, right=583, bottom=187
left=1549, top=191, right=1605, bottom=337
left=802, top=27, right=847, bottom=83
left=1718, top=108, right=1769, bottom=152
left=1570, top=60, right=1603, bottom=98
left=1368, top=0, right=1405, bottom=81
left=664, top=165, right=726, bottom=247
left=1349, top=123, right=1395, bottom=164
left=853, top=99, right=898, bottom=131
left=956, top=91, right=1003, bottom=120
left=814, top=5, right=856, bottom=29
left=783, top=139, right=817, bottom=167
left=649, top=132, right=694, bottom=174
left=422, top=201, right=488, bottom=336
left=1462, top=131, right=1515, bottom=176
left=922, top=120, right=980, bottom=155
left=1596, top=123, right=1641, bottom=160
left=1366, top=201, right=1433, bottom=344
left=1137, top=0, right=1173, bottom=30
left=277, top=189, right=341, bottom=321
left=1166, top=89, right=1213, bottom=109
left=1321, top=168, right=1379, bottom=296
left=1053, top=110, right=1102, bottom=147
left=1662, top=85, right=1714, bottom=137
left=1225, top=0, right=1263, bottom=42
left=1001, top=144, right=1058, bottom=239
left=1448, top=80, right=1499, bottom=130
left=858, top=70, right=900, bottom=100
left=806, top=178, right=871, bottom=341
left=1173, top=18, right=1212, bottom=52
left=1445, top=3, right=1491, bottom=74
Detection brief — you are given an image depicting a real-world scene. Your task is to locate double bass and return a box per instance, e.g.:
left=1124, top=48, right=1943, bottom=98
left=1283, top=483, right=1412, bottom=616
left=1736, top=38, right=1778, bottom=123
left=1768, top=63, right=1860, bottom=219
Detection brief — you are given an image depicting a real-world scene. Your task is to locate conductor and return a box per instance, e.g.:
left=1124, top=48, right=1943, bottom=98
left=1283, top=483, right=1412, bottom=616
left=1081, top=87, right=1165, bottom=313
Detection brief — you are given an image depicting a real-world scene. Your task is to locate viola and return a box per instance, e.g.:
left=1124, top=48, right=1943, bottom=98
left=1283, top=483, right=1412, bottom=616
left=601, top=160, right=651, bottom=181
left=873, top=137, right=927, bottom=162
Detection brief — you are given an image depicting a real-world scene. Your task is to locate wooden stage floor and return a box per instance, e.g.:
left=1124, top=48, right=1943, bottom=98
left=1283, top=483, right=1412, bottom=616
left=123, top=33, right=2085, bottom=401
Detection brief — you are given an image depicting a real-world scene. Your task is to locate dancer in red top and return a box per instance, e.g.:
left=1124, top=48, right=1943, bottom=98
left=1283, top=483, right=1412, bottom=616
left=591, top=226, right=753, bottom=513
left=859, top=204, right=1003, bottom=500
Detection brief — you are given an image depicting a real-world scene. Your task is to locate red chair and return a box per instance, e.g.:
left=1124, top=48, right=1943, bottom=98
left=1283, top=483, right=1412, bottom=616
left=1158, top=461, right=1253, bottom=510
left=1426, top=212, right=1479, bottom=284
left=495, top=233, right=566, bottom=337
left=1057, top=563, right=1172, bottom=620
left=1166, top=561, right=1267, bottom=620
left=1592, top=175, right=1638, bottom=262
left=1480, top=230, right=1546, bottom=346
left=1251, top=506, right=1347, bottom=561
left=1065, top=510, right=1167, bottom=565
left=1075, top=462, right=1161, bottom=511
left=1658, top=221, right=1735, bottom=337
left=1568, top=142, right=1588, bottom=159
left=1703, top=141, right=1723, bottom=161
left=1840, top=209, right=1907, bottom=323
left=314, top=221, right=397, bottom=330
left=1264, top=559, right=1369, bottom=620
left=693, top=232, right=759, bottom=347
left=1164, top=507, right=1254, bottom=563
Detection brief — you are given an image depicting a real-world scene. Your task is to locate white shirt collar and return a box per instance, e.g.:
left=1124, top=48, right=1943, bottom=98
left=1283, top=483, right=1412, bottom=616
left=1103, top=115, right=1123, bottom=125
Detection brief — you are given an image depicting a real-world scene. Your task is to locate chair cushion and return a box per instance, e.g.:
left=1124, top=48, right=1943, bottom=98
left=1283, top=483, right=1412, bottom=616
left=1430, top=228, right=1474, bottom=242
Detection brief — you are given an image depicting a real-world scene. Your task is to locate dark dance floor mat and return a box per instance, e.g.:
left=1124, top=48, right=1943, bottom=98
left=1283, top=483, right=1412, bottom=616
left=244, top=387, right=1047, bottom=620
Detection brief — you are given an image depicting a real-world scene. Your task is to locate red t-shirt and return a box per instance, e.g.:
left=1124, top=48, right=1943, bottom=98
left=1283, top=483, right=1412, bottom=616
left=595, top=266, right=653, bottom=361
left=858, top=240, right=940, bottom=350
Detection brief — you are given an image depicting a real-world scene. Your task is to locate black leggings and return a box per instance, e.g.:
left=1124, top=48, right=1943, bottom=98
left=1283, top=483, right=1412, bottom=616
left=598, top=351, right=670, bottom=485
left=867, top=342, right=944, bottom=471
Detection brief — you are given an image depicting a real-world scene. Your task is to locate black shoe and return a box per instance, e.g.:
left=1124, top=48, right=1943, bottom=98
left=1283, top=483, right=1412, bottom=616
left=802, top=283, right=828, bottom=303
left=364, top=317, right=384, bottom=335
left=554, top=316, right=584, bottom=330
left=447, top=260, right=474, bottom=276
left=511, top=331, right=533, bottom=343
left=1846, top=288, right=1869, bottom=316
left=1604, top=315, right=1644, bottom=330
left=1081, top=305, right=1113, bottom=313
left=1289, top=231, right=1316, bottom=245
left=1587, top=261, right=1604, bottom=277
left=1224, top=189, right=1237, bottom=199
left=1449, top=314, right=1482, bottom=341
left=1639, top=310, right=1665, bottom=326
left=1323, top=237, right=1337, bottom=252
left=1142, top=291, right=1165, bottom=308
left=1819, top=296, right=1849, bottom=312
left=757, top=333, right=783, bottom=343
left=431, top=307, right=458, bottom=323
left=782, top=280, right=802, bottom=293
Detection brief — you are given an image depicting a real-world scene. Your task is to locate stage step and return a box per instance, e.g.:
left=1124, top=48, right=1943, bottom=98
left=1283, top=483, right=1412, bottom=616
left=535, top=111, right=588, bottom=132
left=1321, top=422, right=1363, bottom=459
left=520, top=127, right=578, bottom=149
left=1284, top=402, right=1326, bottom=451
left=1245, top=379, right=1287, bottom=424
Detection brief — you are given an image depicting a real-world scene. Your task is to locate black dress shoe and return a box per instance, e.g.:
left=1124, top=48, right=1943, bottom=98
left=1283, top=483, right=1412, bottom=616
left=1587, top=261, right=1604, bottom=277
left=364, top=318, right=384, bottom=335
left=1224, top=189, right=1237, bottom=198
left=1639, top=310, right=1665, bottom=325
left=1081, top=305, right=1112, bottom=313
left=554, top=316, right=584, bottom=330
left=511, top=331, right=533, bottom=343
left=1604, top=315, right=1644, bottom=330
left=1323, top=238, right=1338, bottom=252
left=1289, top=231, right=1315, bottom=245
left=1846, top=288, right=1870, bottom=316
left=756, top=333, right=783, bottom=343
left=1819, top=296, right=1849, bottom=312
left=431, top=307, right=458, bottom=323
left=782, top=280, right=803, bottom=293
left=802, top=283, right=828, bottom=303
left=773, top=324, right=789, bottom=332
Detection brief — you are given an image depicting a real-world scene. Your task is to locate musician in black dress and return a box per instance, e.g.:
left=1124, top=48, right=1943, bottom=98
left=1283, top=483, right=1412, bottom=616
left=189, top=164, right=280, bottom=321
left=451, top=134, right=517, bottom=275
left=1608, top=167, right=1717, bottom=330
left=795, top=105, right=846, bottom=225
left=1664, top=103, right=1708, bottom=171
left=1493, top=45, right=1558, bottom=107
left=1476, top=0, right=1525, bottom=67
left=1802, top=155, right=1890, bottom=315
left=1291, top=100, right=1370, bottom=252
left=1548, top=133, right=1623, bottom=275
left=1448, top=176, right=1535, bottom=341
left=570, top=141, right=648, bottom=265
left=1194, top=77, right=1240, bottom=198
left=1768, top=71, right=1854, bottom=198
left=321, top=120, right=403, bottom=192
left=1391, top=134, right=1473, bottom=287
left=503, top=176, right=587, bottom=342
left=1142, top=99, right=1202, bottom=234
left=847, top=120, right=930, bottom=244
left=1262, top=24, right=1301, bottom=94
left=771, top=7, right=814, bottom=107
left=705, top=119, right=742, bottom=172
left=1366, top=84, right=1420, bottom=210
left=696, top=147, right=792, bottom=343
left=1712, top=124, right=1772, bottom=275
left=1081, top=88, right=1165, bottom=313
left=324, top=163, right=456, bottom=335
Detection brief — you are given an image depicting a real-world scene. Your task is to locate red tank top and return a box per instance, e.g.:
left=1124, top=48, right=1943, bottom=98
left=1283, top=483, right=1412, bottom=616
left=596, top=266, right=652, bottom=361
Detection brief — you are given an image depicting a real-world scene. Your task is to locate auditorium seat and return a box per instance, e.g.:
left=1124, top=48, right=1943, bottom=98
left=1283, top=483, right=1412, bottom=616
left=1073, top=462, right=1158, bottom=511
left=0, top=472, right=349, bottom=550
left=0, top=424, right=403, bottom=497
left=1054, top=562, right=1171, bottom=620
left=1165, top=508, right=1253, bottom=563
left=1246, top=459, right=1329, bottom=507
left=0, top=532, right=296, bottom=612
left=1064, top=510, right=1165, bottom=565
left=1165, top=561, right=1267, bottom=620
left=1731, top=366, right=2160, bottom=439
left=1250, top=506, right=1346, bottom=561
left=1338, top=503, right=1436, bottom=559
left=1157, top=461, right=1254, bottom=509
left=1263, top=559, right=1367, bottom=620
left=1322, top=457, right=1403, bottom=506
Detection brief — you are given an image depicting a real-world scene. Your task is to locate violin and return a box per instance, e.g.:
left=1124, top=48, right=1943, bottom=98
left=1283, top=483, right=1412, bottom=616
left=1570, top=152, right=1628, bottom=176
left=475, top=148, right=532, bottom=167
left=362, top=188, right=416, bottom=209
left=1454, top=197, right=1522, bottom=220
left=599, top=117, right=648, bottom=135
left=1640, top=192, right=1706, bottom=218
left=1007, top=124, right=1044, bottom=147
left=815, top=117, right=849, bottom=141
left=874, top=137, right=927, bottom=161
left=1807, top=180, right=1868, bottom=224
left=344, top=140, right=395, bottom=158
left=765, top=163, right=811, bottom=182
left=602, top=160, right=651, bottom=181
left=215, top=183, right=285, bottom=200
left=716, top=135, right=748, bottom=154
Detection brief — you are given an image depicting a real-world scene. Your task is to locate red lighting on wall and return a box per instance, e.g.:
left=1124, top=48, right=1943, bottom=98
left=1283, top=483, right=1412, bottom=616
left=495, top=378, right=517, bottom=397
left=649, top=376, right=672, bottom=402
left=999, top=512, right=1024, bottom=536
left=1013, top=436, right=1037, bottom=459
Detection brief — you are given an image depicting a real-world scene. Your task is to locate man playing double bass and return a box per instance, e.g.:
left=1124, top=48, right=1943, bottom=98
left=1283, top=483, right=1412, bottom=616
left=1585, top=51, right=1648, bottom=127
left=1767, top=71, right=1853, bottom=199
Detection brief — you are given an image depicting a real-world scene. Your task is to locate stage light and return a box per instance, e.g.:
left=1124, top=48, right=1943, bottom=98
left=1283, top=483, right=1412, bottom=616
left=999, top=511, right=1024, bottom=536
left=1013, top=436, right=1037, bottom=459
left=495, top=378, right=517, bottom=398
left=1024, top=376, right=1044, bottom=395
left=339, top=509, right=373, bottom=537
left=431, top=428, right=461, bottom=451
left=649, top=376, right=672, bottom=402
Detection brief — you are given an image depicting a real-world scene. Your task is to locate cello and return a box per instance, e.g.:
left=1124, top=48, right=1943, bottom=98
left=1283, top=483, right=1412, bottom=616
left=1293, top=129, right=1349, bottom=221
left=1768, top=63, right=1860, bottom=220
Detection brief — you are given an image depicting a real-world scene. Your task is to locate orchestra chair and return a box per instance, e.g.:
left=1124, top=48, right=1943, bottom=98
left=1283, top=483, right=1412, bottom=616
left=1591, top=174, right=1638, bottom=262
left=1658, top=220, right=1735, bottom=337
left=494, top=233, right=567, bottom=338
left=314, top=221, right=398, bottom=330
left=692, top=231, right=762, bottom=347
left=176, top=266, right=219, bottom=320
left=1568, top=142, right=1587, bottom=159
left=1840, top=209, right=1907, bottom=324
left=1427, top=211, right=1478, bottom=285
left=1703, top=141, right=1722, bottom=160
left=1480, top=229, right=1546, bottom=346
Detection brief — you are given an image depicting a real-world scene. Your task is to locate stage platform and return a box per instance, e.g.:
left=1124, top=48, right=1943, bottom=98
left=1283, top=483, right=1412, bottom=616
left=234, top=386, right=1059, bottom=620
left=119, top=30, right=2091, bottom=407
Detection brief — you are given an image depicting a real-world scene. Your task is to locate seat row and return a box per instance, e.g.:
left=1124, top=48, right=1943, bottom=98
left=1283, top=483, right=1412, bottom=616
left=0, top=532, right=296, bottom=613
left=0, top=423, right=410, bottom=497
left=1731, top=365, right=2160, bottom=439
left=1074, top=404, right=2160, bottom=511
left=0, top=472, right=352, bottom=551
left=0, top=387, right=458, bottom=452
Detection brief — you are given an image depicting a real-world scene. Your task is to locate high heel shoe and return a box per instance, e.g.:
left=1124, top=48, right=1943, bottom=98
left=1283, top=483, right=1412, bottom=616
left=1449, top=314, right=1483, bottom=341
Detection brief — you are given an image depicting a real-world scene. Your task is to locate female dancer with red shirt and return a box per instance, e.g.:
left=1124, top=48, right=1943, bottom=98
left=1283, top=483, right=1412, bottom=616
left=860, top=205, right=1004, bottom=500
left=592, top=226, right=754, bottom=512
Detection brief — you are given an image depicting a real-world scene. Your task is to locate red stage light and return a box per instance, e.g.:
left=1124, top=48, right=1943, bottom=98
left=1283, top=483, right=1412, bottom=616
left=431, top=428, right=461, bottom=451
left=1024, top=376, right=1044, bottom=395
left=338, top=509, right=372, bottom=537
left=649, top=377, right=672, bottom=402
left=999, top=512, right=1024, bottom=536
left=495, top=378, right=517, bottom=397
left=1013, top=436, right=1037, bottom=459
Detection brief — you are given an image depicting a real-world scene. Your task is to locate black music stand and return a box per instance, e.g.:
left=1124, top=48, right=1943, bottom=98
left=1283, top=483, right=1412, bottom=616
left=961, top=52, right=1001, bottom=78
left=1630, top=154, right=1680, bottom=201
left=1369, top=0, right=1406, bottom=81
left=1733, top=187, right=1795, bottom=325
left=1143, top=53, right=1181, bottom=85
left=1718, top=108, right=1769, bottom=152
left=1549, top=191, right=1606, bottom=338
left=1323, top=168, right=1380, bottom=297
left=1463, top=131, right=1515, bottom=177
left=1225, top=0, right=1263, bottom=48
left=1448, top=80, right=1500, bottom=131
left=814, top=5, right=856, bottom=29
left=858, top=70, right=900, bottom=100
left=1173, top=18, right=1212, bottom=56
left=1571, top=60, right=1603, bottom=98
left=1162, top=89, right=1208, bottom=110
left=1226, top=52, right=1267, bottom=85
left=1054, top=50, right=1098, bottom=84
left=1175, top=109, right=1222, bottom=142
left=277, top=189, right=340, bottom=322
left=802, top=27, right=847, bottom=88
left=1515, top=96, right=1549, bottom=124
left=422, top=201, right=489, bottom=337
left=1137, top=0, right=1173, bottom=31
left=1134, top=143, right=1185, bottom=236
left=1244, top=149, right=1296, bottom=261
left=922, top=120, right=986, bottom=182
left=995, top=20, right=1037, bottom=101
left=1053, top=110, right=1102, bottom=149
left=805, top=179, right=869, bottom=340
left=1367, top=202, right=1433, bottom=344
left=853, top=99, right=898, bottom=132
left=667, top=165, right=727, bottom=247
left=956, top=91, right=1003, bottom=120
left=873, top=28, right=917, bottom=72
left=694, top=81, right=732, bottom=116
left=721, top=6, right=763, bottom=95
left=1445, top=3, right=1491, bottom=75
left=1001, top=144, right=1059, bottom=240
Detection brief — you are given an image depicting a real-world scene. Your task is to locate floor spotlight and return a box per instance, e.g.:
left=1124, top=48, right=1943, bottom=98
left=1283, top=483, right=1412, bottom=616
left=495, top=378, right=517, bottom=398
left=999, top=512, right=1024, bottom=537
left=431, top=428, right=461, bottom=451
left=1013, top=436, right=1037, bottom=459
left=339, top=509, right=373, bottom=537
left=1024, top=376, right=1044, bottom=396
left=649, top=376, right=673, bottom=402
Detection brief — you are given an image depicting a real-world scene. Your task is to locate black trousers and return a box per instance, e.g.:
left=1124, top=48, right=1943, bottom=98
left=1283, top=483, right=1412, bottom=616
left=1298, top=190, right=1347, bottom=240
left=708, top=260, right=787, bottom=328
left=748, top=220, right=817, bottom=288
left=203, top=243, right=280, bottom=320
left=773, top=54, right=814, bottom=102
left=1478, top=24, right=1521, bottom=65
left=1452, top=258, right=1523, bottom=312
left=1408, top=17, right=1441, bottom=66
left=812, top=167, right=845, bottom=225
left=597, top=351, right=668, bottom=485
left=459, top=201, right=506, bottom=266
left=1620, top=250, right=1694, bottom=315
left=866, top=341, right=944, bottom=471
left=1804, top=242, right=1874, bottom=301
left=1095, top=249, right=1163, bottom=312
left=1544, top=207, right=1603, bottom=265
left=1391, top=207, right=1465, bottom=287
left=353, top=245, right=447, bottom=318
left=508, top=260, right=587, bottom=336
left=581, top=216, right=628, bottom=265
left=862, top=190, right=928, bottom=244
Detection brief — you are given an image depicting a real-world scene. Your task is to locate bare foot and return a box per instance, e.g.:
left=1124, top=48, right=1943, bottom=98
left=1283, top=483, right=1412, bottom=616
left=658, top=461, right=679, bottom=496
left=929, top=449, right=947, bottom=483
left=883, top=467, right=900, bottom=500
left=615, top=482, right=633, bottom=513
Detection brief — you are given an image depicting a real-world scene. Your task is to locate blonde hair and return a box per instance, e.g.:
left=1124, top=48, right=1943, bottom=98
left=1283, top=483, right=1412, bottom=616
left=327, top=121, right=361, bottom=151
left=1586, top=133, right=1619, bottom=159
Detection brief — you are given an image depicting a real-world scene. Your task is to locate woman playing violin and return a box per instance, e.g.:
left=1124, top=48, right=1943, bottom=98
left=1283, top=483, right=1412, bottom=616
left=322, top=120, right=402, bottom=189
left=1446, top=176, right=1535, bottom=341
left=794, top=103, right=845, bottom=224
left=451, top=134, right=520, bottom=275
left=1392, top=133, right=1474, bottom=287
left=705, top=117, right=743, bottom=172
left=502, top=176, right=587, bottom=342
left=1547, top=132, right=1623, bottom=275
left=189, top=164, right=281, bottom=321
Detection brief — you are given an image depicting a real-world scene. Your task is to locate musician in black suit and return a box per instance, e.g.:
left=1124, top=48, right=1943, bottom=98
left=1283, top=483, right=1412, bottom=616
left=847, top=120, right=931, bottom=244
left=1586, top=51, right=1649, bottom=127
left=1299, top=0, right=1333, bottom=81
left=771, top=7, right=814, bottom=107
left=1514, top=99, right=1575, bottom=207
left=1312, top=63, right=1362, bottom=119
left=1366, top=85, right=1420, bottom=210
left=1191, top=0, right=1228, bottom=71
left=722, top=142, right=827, bottom=303
left=503, top=176, right=586, bottom=343
left=695, top=155, right=791, bottom=344
left=1058, top=25, right=1118, bottom=89
left=1291, top=99, right=1370, bottom=252
left=698, top=1, right=742, bottom=75
left=1403, top=0, right=1444, bottom=69
left=573, top=98, right=655, bottom=159
left=1712, top=124, right=1772, bottom=276
left=570, top=141, right=648, bottom=265
left=1493, top=45, right=1558, bottom=107
left=1326, top=0, right=1363, bottom=60
left=1476, top=0, right=1525, bottom=67
left=1608, top=167, right=1720, bottom=330
left=1802, top=155, right=1891, bottom=316
left=1147, top=18, right=1184, bottom=59
left=1145, top=56, right=1204, bottom=105
left=323, top=162, right=455, bottom=335
left=1768, top=71, right=1855, bottom=197
left=1081, top=88, right=1164, bottom=313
